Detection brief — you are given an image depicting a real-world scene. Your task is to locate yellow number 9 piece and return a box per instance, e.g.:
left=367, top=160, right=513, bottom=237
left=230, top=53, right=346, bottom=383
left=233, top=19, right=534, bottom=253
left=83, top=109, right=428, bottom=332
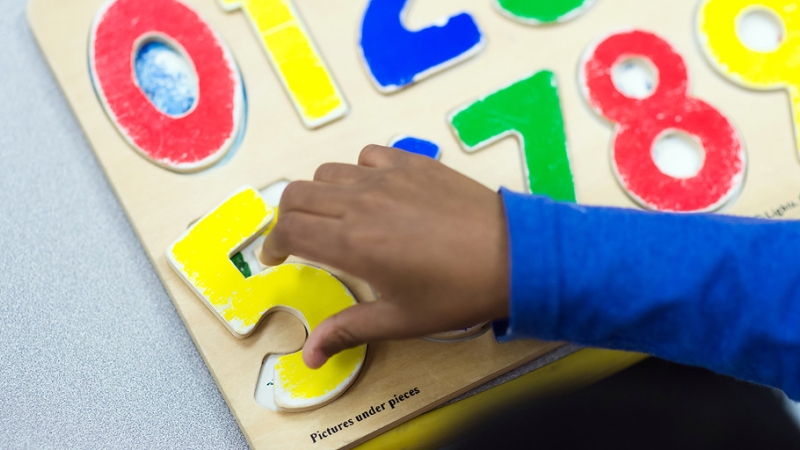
left=698, top=0, right=800, bottom=154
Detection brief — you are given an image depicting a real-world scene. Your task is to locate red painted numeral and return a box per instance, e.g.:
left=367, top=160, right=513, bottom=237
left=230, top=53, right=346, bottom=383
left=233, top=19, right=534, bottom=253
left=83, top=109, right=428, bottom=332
left=90, top=0, right=244, bottom=172
left=580, top=30, right=745, bottom=212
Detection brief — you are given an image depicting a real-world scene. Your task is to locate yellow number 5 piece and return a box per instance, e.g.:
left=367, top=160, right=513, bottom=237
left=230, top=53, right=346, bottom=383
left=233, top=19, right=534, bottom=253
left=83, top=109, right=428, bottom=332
left=698, top=0, right=800, bottom=155
left=167, top=187, right=366, bottom=411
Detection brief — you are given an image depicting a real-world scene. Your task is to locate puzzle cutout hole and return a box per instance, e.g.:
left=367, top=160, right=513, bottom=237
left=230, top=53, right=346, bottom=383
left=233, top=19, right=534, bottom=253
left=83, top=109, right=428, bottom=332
left=250, top=310, right=309, bottom=412
left=612, top=57, right=658, bottom=100
left=230, top=180, right=291, bottom=277
left=134, top=40, right=198, bottom=117
left=652, top=131, right=705, bottom=179
left=736, top=8, right=784, bottom=53
left=255, top=354, right=292, bottom=411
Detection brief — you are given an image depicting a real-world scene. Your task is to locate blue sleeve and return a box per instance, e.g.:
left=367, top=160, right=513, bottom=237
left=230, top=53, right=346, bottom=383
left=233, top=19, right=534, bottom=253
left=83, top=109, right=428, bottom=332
left=493, top=188, right=800, bottom=400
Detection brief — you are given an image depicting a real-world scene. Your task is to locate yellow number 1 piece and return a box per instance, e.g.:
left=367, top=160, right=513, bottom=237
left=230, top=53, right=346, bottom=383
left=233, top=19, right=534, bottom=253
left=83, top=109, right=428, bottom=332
left=219, top=0, right=349, bottom=128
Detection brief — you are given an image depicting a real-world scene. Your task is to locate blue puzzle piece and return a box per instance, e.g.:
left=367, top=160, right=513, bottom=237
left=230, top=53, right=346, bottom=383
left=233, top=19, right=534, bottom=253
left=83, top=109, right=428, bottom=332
left=360, top=0, right=483, bottom=93
left=390, top=136, right=441, bottom=160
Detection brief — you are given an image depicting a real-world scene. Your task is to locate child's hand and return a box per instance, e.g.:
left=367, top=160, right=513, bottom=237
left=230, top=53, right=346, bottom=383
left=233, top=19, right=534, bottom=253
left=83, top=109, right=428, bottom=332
left=261, top=145, right=509, bottom=369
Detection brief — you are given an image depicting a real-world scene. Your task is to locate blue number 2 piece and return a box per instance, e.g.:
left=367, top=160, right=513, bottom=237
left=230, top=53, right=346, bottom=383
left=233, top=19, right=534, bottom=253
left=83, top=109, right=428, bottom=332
left=360, top=0, right=484, bottom=93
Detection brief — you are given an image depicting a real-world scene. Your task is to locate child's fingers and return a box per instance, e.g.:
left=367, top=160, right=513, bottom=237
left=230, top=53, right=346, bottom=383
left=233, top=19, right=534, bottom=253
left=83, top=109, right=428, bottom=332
left=260, top=211, right=344, bottom=267
left=279, top=180, right=349, bottom=218
left=314, top=162, right=371, bottom=185
left=358, top=144, right=407, bottom=168
left=302, top=301, right=408, bottom=369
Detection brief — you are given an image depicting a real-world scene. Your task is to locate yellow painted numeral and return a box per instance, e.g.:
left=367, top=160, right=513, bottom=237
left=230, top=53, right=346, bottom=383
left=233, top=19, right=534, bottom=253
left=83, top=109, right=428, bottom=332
left=167, top=187, right=365, bottom=410
left=698, top=0, right=800, bottom=155
left=220, top=0, right=348, bottom=128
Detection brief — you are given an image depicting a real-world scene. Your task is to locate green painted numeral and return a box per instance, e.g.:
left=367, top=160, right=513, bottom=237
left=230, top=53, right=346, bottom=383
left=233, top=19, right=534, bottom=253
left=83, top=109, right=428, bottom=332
left=495, top=0, right=595, bottom=24
left=449, top=70, right=575, bottom=202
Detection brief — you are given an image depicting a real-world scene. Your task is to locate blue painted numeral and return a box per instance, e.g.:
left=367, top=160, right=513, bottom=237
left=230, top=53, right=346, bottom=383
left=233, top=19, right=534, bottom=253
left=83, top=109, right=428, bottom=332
left=389, top=136, right=441, bottom=160
left=360, top=0, right=484, bottom=93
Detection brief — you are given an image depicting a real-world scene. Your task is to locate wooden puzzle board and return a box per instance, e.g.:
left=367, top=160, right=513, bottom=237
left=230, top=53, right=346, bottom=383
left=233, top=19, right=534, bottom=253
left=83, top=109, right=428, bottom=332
left=28, top=0, right=800, bottom=448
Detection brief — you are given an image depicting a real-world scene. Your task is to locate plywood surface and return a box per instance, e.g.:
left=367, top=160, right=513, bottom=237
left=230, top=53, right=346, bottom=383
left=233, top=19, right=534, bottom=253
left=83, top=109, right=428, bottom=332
left=28, top=0, right=800, bottom=448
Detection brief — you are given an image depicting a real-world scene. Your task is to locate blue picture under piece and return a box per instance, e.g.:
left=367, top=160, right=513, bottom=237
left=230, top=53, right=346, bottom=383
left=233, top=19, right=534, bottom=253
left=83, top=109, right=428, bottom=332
left=360, top=0, right=484, bottom=93
left=389, top=136, right=441, bottom=160
left=134, top=41, right=198, bottom=117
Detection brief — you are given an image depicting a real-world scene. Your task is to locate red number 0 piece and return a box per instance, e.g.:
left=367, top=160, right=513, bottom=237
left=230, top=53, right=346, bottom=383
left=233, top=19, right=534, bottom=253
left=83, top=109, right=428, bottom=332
left=90, top=0, right=244, bottom=172
left=580, top=30, right=745, bottom=212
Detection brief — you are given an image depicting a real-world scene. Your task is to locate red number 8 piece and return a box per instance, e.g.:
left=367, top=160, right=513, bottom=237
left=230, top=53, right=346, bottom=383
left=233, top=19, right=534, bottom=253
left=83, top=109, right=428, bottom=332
left=581, top=30, right=745, bottom=212
left=90, top=0, right=790, bottom=215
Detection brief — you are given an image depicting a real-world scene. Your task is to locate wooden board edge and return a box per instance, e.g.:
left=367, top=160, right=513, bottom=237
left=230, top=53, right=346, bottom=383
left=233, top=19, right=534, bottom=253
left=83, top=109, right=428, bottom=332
left=24, top=0, right=253, bottom=439
left=26, top=0, right=46, bottom=29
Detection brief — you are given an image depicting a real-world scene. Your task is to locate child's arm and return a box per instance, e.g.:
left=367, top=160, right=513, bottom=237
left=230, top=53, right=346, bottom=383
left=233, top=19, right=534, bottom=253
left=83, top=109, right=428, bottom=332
left=262, top=145, right=800, bottom=399
left=497, top=188, right=800, bottom=399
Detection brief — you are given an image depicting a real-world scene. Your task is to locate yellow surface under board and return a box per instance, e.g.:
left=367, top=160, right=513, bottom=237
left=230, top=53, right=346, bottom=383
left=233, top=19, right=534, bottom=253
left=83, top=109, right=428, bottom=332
left=359, top=349, right=647, bottom=449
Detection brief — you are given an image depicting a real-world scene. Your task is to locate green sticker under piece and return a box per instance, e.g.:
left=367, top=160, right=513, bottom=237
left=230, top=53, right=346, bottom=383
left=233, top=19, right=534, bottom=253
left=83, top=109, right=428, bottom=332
left=495, top=0, right=596, bottom=24
left=231, top=252, right=252, bottom=278
left=449, top=70, right=575, bottom=202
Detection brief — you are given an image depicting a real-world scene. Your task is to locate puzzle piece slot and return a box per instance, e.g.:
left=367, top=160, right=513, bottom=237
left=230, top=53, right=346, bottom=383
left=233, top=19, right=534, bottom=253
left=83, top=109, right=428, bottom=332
left=652, top=132, right=706, bottom=179
left=134, top=40, right=198, bottom=117
left=254, top=354, right=283, bottom=411
left=230, top=180, right=290, bottom=278
left=737, top=8, right=784, bottom=52
left=612, top=57, right=658, bottom=100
